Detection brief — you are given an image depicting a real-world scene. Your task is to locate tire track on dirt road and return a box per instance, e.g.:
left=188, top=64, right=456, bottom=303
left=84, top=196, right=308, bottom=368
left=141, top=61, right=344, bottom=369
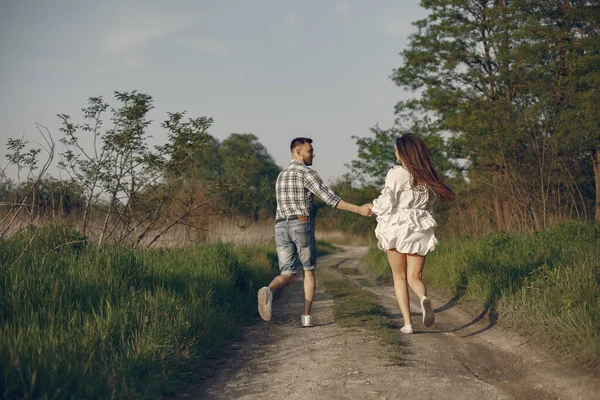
left=174, top=246, right=600, bottom=400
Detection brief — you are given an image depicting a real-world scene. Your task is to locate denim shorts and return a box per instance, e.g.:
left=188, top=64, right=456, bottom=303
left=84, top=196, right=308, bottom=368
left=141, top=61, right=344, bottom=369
left=275, top=219, right=316, bottom=275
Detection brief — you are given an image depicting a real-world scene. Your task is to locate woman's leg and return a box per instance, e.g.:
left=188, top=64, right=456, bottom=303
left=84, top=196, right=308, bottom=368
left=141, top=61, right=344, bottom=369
left=406, top=253, right=427, bottom=299
left=386, top=249, right=412, bottom=326
left=407, top=253, right=435, bottom=327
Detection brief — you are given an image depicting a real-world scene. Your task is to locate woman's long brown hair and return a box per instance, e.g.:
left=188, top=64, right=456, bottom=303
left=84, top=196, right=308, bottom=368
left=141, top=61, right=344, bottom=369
left=395, top=133, right=455, bottom=201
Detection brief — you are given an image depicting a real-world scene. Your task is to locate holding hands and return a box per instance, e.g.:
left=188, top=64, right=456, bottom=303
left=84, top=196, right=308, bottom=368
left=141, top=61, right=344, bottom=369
left=359, top=203, right=374, bottom=217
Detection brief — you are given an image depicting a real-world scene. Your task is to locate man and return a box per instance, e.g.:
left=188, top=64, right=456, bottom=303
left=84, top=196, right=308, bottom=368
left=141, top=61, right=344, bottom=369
left=257, top=137, right=372, bottom=327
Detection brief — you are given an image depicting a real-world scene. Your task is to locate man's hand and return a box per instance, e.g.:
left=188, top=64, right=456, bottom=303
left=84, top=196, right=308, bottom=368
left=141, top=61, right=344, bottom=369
left=336, top=199, right=374, bottom=216
left=358, top=203, right=373, bottom=217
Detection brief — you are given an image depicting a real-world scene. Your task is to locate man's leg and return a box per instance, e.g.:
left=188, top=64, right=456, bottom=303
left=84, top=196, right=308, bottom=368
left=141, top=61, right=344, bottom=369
left=258, top=222, right=297, bottom=321
left=303, top=269, right=315, bottom=316
left=290, top=219, right=316, bottom=327
left=258, top=274, right=295, bottom=322
left=269, top=274, right=295, bottom=294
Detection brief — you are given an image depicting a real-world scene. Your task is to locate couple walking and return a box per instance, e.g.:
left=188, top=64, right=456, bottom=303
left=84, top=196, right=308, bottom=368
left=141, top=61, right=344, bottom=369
left=258, top=134, right=454, bottom=333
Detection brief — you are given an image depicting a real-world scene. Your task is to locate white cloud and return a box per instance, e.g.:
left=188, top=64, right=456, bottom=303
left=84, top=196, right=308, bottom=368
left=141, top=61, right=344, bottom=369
left=238, top=40, right=260, bottom=53
left=334, top=1, right=352, bottom=12
left=268, top=12, right=297, bottom=37
left=176, top=36, right=259, bottom=56
left=176, top=36, right=231, bottom=56
left=37, top=59, right=63, bottom=70
left=99, top=12, right=191, bottom=70
left=123, top=55, right=145, bottom=70
left=103, top=13, right=190, bottom=53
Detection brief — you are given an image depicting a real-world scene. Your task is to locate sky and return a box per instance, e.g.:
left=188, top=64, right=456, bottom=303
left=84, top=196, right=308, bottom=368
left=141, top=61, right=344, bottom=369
left=0, top=0, right=428, bottom=184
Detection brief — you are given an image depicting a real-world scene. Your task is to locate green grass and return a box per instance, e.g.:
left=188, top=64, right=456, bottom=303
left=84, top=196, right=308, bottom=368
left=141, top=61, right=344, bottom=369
left=315, top=239, right=341, bottom=256
left=340, top=267, right=360, bottom=275
left=1, top=224, right=277, bottom=399
left=361, top=248, right=392, bottom=284
left=361, top=221, right=600, bottom=367
left=321, top=236, right=374, bottom=247
left=320, top=269, right=406, bottom=365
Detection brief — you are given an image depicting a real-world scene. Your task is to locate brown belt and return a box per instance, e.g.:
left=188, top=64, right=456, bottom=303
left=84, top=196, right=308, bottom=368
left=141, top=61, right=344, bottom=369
left=275, top=215, right=310, bottom=224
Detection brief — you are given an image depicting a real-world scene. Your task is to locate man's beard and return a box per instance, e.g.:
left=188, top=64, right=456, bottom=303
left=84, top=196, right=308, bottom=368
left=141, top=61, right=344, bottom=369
left=303, top=156, right=313, bottom=165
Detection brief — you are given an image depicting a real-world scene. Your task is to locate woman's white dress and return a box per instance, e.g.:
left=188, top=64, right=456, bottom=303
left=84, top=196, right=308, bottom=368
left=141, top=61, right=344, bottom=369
left=371, top=165, right=438, bottom=256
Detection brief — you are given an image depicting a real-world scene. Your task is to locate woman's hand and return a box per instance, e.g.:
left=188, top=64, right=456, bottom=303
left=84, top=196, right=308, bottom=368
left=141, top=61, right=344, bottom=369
left=360, top=203, right=374, bottom=217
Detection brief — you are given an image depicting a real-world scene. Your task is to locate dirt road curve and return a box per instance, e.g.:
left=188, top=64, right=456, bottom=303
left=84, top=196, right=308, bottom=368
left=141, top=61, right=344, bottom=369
left=175, top=246, right=600, bottom=400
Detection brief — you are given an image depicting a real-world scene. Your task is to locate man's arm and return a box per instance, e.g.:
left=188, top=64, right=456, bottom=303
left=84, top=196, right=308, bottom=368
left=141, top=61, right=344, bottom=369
left=336, top=199, right=372, bottom=216
left=303, top=169, right=372, bottom=216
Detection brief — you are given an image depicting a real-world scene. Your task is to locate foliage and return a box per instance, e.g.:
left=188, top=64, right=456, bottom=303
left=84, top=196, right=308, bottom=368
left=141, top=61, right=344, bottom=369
left=3, top=91, right=284, bottom=248
left=315, top=239, right=342, bottom=256
left=314, top=175, right=379, bottom=236
left=217, top=133, right=280, bottom=220
left=347, top=126, right=402, bottom=187
left=1, top=126, right=55, bottom=240
left=57, top=91, right=216, bottom=246
left=347, top=124, right=459, bottom=236
left=0, top=224, right=276, bottom=399
left=348, top=121, right=459, bottom=188
left=387, top=0, right=599, bottom=230
left=0, top=178, right=85, bottom=216
left=178, top=132, right=281, bottom=221
left=5, top=137, right=41, bottom=178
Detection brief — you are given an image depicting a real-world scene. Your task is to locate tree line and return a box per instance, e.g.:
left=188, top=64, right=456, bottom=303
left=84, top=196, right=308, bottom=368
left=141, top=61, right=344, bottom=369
left=2, top=1, right=597, bottom=244
left=1, top=92, right=280, bottom=246
left=350, top=0, right=599, bottom=236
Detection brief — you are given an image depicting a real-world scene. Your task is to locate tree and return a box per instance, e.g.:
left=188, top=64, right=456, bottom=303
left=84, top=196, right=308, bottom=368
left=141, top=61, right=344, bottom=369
left=314, top=175, right=379, bottom=236
left=390, top=0, right=598, bottom=230
left=58, top=91, right=215, bottom=246
left=217, top=133, right=280, bottom=220
left=521, top=0, right=600, bottom=222
left=349, top=119, right=457, bottom=187
left=2, top=127, right=55, bottom=240
left=348, top=126, right=401, bottom=187
left=187, top=135, right=223, bottom=188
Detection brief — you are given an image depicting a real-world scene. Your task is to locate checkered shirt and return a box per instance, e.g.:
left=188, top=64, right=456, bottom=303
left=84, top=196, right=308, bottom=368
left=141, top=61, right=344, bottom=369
left=275, top=160, right=341, bottom=220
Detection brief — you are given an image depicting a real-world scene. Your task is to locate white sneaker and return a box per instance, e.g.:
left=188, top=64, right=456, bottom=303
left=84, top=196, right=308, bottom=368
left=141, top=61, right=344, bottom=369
left=257, top=287, right=273, bottom=321
left=301, top=314, right=313, bottom=327
left=421, top=296, right=434, bottom=327
left=400, top=324, right=413, bottom=334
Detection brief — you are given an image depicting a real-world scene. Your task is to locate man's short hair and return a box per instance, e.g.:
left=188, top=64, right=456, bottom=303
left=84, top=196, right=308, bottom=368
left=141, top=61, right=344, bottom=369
left=290, top=137, right=313, bottom=152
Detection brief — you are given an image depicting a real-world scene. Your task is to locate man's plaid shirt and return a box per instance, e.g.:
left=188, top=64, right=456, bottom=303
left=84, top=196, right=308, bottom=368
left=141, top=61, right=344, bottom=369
left=275, top=160, right=341, bottom=220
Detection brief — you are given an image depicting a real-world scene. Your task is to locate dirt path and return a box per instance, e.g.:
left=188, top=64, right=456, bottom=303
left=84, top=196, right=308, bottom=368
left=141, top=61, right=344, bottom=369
left=175, top=247, right=600, bottom=400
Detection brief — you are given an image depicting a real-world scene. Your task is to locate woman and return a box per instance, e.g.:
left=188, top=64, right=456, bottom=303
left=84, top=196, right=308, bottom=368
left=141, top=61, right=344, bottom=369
left=370, top=133, right=455, bottom=334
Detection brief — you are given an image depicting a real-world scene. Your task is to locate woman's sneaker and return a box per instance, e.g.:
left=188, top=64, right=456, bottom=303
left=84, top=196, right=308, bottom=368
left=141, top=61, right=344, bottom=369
left=421, top=296, right=434, bottom=327
left=400, top=324, right=413, bottom=334
left=301, top=314, right=313, bottom=327
left=257, top=287, right=273, bottom=321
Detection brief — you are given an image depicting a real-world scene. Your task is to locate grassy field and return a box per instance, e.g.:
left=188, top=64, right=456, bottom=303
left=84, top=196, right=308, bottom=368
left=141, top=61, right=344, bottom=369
left=5, top=220, right=597, bottom=398
left=0, top=223, right=349, bottom=399
left=361, top=221, right=600, bottom=368
left=1, top=224, right=278, bottom=399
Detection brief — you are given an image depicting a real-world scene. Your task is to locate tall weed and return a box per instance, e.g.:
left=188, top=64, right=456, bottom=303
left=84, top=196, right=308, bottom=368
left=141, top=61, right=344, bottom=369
left=0, top=225, right=276, bottom=399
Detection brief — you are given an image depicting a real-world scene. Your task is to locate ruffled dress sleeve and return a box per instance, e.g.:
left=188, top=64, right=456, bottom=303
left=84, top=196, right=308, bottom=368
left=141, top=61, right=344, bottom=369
left=371, top=167, right=410, bottom=216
